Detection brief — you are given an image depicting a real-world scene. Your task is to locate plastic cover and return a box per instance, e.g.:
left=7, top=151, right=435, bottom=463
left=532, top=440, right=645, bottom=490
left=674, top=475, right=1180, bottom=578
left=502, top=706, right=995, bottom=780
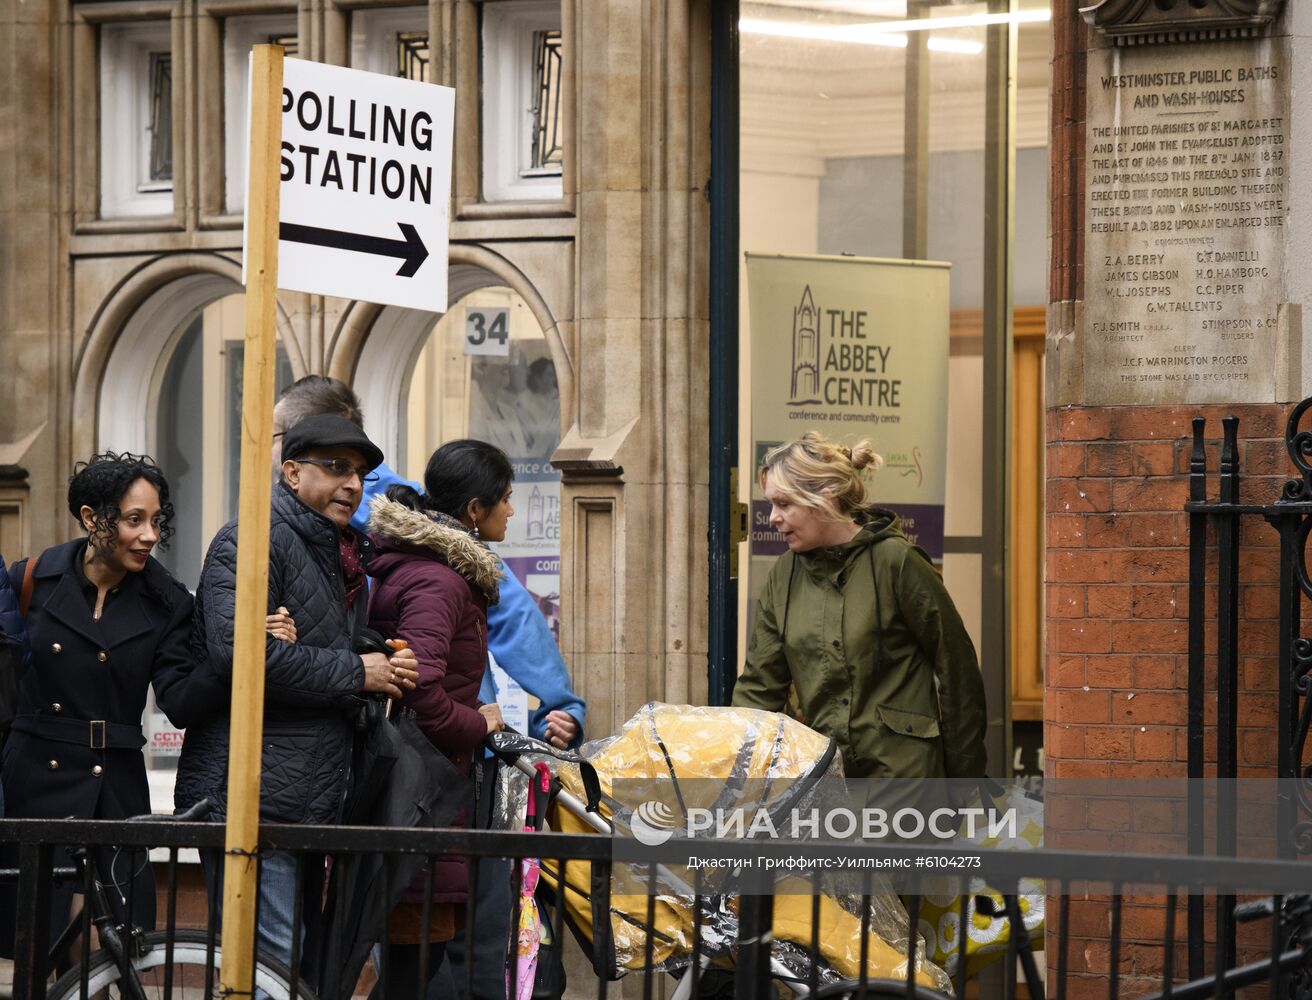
left=507, top=703, right=952, bottom=993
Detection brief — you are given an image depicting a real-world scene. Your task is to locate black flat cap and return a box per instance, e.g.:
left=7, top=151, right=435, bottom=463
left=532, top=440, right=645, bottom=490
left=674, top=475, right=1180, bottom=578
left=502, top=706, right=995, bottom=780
left=281, top=414, right=385, bottom=471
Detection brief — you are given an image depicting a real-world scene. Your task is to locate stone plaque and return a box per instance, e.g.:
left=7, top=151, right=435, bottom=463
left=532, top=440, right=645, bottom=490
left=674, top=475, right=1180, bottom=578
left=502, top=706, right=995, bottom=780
left=1083, top=38, right=1288, bottom=404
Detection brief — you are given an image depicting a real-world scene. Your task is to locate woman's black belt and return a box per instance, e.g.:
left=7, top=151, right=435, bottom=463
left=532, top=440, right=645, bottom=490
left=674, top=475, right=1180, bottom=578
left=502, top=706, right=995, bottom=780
left=10, top=714, right=147, bottom=749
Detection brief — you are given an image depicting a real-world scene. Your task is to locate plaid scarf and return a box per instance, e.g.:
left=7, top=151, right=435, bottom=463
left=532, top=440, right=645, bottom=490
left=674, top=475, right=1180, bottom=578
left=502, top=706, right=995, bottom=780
left=339, top=528, right=365, bottom=608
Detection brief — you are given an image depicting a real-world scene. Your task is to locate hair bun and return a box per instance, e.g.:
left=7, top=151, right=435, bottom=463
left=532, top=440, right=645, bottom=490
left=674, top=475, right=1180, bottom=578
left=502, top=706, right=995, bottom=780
left=384, top=483, right=427, bottom=512
left=849, top=441, right=883, bottom=473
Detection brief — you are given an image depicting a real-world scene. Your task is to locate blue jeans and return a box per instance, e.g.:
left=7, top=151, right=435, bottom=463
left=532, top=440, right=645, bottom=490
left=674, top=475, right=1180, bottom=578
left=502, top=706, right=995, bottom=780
left=253, top=852, right=305, bottom=969
left=203, top=850, right=317, bottom=988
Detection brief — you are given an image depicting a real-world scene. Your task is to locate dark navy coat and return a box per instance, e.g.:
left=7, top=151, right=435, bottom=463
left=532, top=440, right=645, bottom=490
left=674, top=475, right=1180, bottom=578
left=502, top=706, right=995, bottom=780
left=2, top=538, right=194, bottom=821
left=0, top=538, right=194, bottom=956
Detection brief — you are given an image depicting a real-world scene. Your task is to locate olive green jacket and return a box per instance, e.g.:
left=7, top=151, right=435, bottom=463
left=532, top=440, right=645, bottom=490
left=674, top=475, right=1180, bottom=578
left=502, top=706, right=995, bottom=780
left=732, top=509, right=987, bottom=781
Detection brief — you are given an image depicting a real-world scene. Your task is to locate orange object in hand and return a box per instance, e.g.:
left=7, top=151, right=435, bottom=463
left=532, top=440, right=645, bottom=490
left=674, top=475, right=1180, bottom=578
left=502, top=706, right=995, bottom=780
left=389, top=639, right=409, bottom=652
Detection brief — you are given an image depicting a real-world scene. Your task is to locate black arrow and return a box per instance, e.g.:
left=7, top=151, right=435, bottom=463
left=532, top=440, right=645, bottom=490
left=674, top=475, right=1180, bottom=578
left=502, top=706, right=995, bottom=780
left=279, top=221, right=430, bottom=278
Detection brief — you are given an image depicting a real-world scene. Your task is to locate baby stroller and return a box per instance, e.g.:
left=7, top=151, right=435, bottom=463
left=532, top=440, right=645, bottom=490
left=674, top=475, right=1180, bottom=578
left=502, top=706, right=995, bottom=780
left=485, top=703, right=957, bottom=999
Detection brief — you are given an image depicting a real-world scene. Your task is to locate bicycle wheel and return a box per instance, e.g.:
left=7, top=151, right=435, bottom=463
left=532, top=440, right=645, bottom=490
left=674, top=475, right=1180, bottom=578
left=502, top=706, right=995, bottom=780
left=46, top=929, right=316, bottom=1000
left=806, top=979, right=953, bottom=999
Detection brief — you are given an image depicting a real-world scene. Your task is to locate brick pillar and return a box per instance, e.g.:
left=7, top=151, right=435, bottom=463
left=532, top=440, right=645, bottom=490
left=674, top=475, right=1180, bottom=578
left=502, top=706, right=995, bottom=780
left=1044, top=403, right=1291, bottom=994
left=1043, top=4, right=1303, bottom=994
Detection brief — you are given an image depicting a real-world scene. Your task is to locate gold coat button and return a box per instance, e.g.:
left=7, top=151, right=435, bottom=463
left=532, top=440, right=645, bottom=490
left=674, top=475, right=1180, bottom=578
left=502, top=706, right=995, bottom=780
left=51, top=703, right=62, bottom=714
left=51, top=643, right=61, bottom=654
left=97, top=651, right=108, bottom=663
left=92, top=765, right=103, bottom=777
left=47, top=760, right=58, bottom=770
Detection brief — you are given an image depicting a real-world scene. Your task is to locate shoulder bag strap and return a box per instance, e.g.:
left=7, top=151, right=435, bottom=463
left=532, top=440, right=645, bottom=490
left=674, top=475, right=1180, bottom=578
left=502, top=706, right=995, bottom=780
left=18, top=555, right=38, bottom=618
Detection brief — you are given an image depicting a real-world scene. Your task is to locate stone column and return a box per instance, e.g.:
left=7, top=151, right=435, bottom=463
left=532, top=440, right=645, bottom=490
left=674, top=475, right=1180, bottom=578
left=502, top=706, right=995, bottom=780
left=0, top=0, right=64, bottom=554
left=556, top=0, right=711, bottom=740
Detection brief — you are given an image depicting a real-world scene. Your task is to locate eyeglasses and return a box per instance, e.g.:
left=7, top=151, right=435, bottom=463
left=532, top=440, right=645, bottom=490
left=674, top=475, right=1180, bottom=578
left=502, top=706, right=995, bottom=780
left=294, top=457, right=379, bottom=483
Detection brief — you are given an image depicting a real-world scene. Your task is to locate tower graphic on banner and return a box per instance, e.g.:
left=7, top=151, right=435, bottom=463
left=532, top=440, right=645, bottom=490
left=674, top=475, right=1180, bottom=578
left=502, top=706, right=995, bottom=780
left=527, top=485, right=545, bottom=541
left=790, top=285, right=821, bottom=405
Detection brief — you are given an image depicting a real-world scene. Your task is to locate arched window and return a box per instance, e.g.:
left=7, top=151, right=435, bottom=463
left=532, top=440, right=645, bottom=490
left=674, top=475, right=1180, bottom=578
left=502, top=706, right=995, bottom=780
left=401, top=286, right=562, bottom=641
left=154, top=292, right=293, bottom=588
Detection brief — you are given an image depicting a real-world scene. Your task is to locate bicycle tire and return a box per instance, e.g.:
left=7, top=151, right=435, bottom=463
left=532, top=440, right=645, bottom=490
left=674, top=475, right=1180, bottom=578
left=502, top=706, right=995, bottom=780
left=46, top=929, right=317, bottom=1000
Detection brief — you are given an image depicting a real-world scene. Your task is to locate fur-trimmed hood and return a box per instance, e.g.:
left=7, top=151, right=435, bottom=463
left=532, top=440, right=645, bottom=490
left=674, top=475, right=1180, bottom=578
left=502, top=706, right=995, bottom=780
left=366, top=494, right=502, bottom=602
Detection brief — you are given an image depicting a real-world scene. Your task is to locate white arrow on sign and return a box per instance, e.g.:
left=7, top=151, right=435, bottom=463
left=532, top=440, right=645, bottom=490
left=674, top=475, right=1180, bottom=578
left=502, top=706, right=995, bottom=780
left=243, top=55, right=454, bottom=313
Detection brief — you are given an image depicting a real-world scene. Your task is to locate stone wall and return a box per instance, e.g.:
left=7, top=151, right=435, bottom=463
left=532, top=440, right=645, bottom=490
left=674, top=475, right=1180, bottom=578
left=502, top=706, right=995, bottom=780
left=0, top=0, right=711, bottom=745
left=0, top=0, right=61, bottom=556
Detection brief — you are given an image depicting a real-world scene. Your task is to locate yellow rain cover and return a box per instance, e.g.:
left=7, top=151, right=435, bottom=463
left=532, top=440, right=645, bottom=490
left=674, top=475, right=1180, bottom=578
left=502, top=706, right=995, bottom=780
left=535, top=703, right=951, bottom=992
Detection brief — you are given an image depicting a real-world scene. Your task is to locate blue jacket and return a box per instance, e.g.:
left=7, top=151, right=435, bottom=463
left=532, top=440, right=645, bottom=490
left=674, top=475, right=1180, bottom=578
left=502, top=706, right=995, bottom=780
left=357, top=463, right=585, bottom=745
left=0, top=554, right=25, bottom=657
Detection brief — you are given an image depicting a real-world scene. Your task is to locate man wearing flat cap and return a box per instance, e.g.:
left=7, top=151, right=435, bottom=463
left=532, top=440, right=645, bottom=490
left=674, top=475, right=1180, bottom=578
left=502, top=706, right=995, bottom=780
left=175, top=414, right=420, bottom=976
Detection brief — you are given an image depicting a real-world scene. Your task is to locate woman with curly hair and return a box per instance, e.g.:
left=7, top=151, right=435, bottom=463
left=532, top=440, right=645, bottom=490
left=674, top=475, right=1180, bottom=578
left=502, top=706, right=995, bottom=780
left=0, top=453, right=199, bottom=960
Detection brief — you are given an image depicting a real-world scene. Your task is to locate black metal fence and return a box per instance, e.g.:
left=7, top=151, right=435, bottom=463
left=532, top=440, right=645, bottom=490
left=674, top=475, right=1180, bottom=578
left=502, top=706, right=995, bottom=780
left=7, top=815, right=1312, bottom=1000
left=6, top=401, right=1312, bottom=1000
left=1185, top=398, right=1312, bottom=984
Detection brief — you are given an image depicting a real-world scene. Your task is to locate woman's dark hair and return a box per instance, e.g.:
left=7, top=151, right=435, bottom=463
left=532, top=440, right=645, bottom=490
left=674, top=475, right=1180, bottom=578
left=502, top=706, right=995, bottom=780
left=385, top=439, right=513, bottom=522
left=66, top=452, right=175, bottom=550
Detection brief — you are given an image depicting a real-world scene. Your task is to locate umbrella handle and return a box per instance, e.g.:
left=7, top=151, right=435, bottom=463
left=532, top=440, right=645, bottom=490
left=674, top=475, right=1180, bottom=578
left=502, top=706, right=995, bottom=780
left=382, top=639, right=409, bottom=720
left=525, top=761, right=551, bottom=830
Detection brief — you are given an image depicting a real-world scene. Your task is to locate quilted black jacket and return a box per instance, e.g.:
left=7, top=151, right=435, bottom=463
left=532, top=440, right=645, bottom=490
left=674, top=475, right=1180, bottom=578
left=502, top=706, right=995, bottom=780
left=174, top=482, right=367, bottom=825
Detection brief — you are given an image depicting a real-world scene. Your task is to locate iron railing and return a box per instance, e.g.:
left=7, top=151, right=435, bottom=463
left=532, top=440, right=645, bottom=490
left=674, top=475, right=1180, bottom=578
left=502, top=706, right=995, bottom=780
left=1185, top=398, right=1312, bottom=986
left=6, top=817, right=1312, bottom=1000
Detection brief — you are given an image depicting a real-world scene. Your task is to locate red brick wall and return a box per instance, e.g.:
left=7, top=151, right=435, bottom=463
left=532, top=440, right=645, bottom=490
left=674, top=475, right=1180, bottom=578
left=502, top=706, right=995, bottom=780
left=1043, top=6, right=1305, bottom=996
left=1044, top=402, right=1295, bottom=995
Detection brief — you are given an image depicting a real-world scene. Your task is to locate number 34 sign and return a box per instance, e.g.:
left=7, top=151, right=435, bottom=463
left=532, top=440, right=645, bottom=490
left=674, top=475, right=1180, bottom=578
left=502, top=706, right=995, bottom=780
left=465, top=306, right=510, bottom=357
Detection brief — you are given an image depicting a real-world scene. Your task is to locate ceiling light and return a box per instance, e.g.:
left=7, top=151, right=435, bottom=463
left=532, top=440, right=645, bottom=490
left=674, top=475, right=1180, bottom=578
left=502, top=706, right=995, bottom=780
left=739, top=16, right=908, bottom=47
left=926, top=36, right=986, bottom=54
left=884, top=9, right=1050, bottom=33
left=739, top=8, right=1051, bottom=44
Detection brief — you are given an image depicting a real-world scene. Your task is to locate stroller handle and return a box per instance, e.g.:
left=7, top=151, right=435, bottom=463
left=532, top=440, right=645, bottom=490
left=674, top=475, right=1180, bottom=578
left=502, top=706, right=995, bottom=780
left=484, top=727, right=607, bottom=822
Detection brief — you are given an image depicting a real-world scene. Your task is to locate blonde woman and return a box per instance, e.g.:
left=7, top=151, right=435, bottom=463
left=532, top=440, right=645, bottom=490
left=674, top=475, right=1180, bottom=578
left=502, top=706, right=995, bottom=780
left=732, top=432, right=987, bottom=786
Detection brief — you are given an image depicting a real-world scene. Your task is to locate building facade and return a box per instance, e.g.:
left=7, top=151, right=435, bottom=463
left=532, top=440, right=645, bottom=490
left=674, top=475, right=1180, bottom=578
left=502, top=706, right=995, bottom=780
left=0, top=0, right=712, bottom=786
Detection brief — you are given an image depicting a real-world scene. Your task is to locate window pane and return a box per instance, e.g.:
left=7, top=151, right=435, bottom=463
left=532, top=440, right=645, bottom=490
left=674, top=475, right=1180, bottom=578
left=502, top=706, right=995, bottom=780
left=148, top=52, right=172, bottom=183
left=397, top=31, right=430, bottom=82
left=481, top=2, right=564, bottom=201
left=154, top=292, right=293, bottom=589
left=530, top=30, right=563, bottom=171
left=736, top=0, right=1050, bottom=700
left=99, top=21, right=173, bottom=215
left=223, top=16, right=298, bottom=211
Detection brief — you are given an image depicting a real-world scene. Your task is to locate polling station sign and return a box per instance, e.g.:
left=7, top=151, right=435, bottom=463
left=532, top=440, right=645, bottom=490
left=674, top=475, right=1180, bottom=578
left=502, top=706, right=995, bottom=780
left=243, top=56, right=454, bottom=312
left=746, top=253, right=951, bottom=566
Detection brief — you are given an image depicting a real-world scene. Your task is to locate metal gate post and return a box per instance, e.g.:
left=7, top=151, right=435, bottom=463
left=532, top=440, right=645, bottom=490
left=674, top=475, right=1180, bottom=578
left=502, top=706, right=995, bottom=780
left=11, top=840, right=53, bottom=1000
left=1215, top=417, right=1241, bottom=994
left=707, top=0, right=740, bottom=707
left=735, top=893, right=774, bottom=1000
left=1186, top=417, right=1208, bottom=978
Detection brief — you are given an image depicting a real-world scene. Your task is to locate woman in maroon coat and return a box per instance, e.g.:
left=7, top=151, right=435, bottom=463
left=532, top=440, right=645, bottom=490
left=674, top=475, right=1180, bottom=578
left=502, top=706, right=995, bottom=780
left=365, top=439, right=511, bottom=998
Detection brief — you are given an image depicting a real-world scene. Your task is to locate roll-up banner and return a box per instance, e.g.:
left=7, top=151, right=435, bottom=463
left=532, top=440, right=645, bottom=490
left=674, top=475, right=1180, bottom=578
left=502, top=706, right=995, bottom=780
left=746, top=252, right=951, bottom=594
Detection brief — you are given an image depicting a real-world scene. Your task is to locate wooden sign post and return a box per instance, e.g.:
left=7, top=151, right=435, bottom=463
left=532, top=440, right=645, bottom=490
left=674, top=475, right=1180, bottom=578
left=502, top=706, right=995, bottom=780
left=221, top=42, right=284, bottom=996
left=222, top=44, right=453, bottom=993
